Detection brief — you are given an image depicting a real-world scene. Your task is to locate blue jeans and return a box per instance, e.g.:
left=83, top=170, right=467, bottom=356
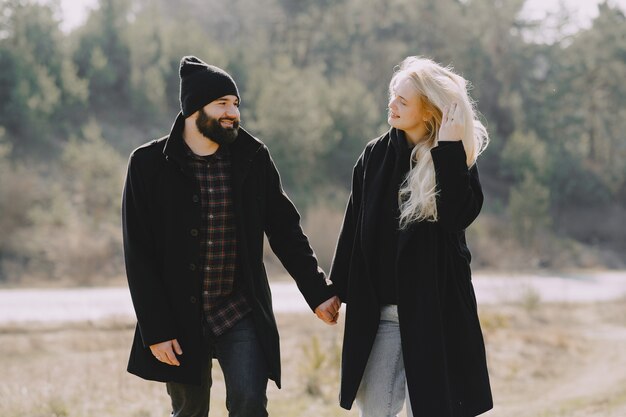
left=355, top=305, right=413, bottom=417
left=166, top=315, right=269, bottom=417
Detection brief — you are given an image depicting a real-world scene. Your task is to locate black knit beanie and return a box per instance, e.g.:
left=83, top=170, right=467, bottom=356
left=179, top=56, right=240, bottom=117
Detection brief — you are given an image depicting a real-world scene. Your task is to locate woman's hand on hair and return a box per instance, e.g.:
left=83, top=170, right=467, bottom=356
left=438, top=102, right=464, bottom=142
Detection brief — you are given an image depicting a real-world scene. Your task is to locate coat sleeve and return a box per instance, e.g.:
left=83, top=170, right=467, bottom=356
left=261, top=148, right=336, bottom=311
left=122, top=153, right=177, bottom=347
left=431, top=141, right=484, bottom=233
left=328, top=154, right=364, bottom=302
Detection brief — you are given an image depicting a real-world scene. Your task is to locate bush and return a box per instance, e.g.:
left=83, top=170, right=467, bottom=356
left=1, top=121, right=127, bottom=284
left=301, top=198, right=347, bottom=271
left=508, top=173, right=551, bottom=246
left=0, top=130, right=41, bottom=282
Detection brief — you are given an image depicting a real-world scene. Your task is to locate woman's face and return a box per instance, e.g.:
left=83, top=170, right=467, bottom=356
left=387, top=76, right=428, bottom=140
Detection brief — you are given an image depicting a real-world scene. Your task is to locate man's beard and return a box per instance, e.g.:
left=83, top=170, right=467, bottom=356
left=196, top=109, right=239, bottom=145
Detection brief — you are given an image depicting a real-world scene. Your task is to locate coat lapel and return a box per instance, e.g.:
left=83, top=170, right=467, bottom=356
left=162, top=112, right=196, bottom=178
left=360, top=130, right=396, bottom=266
left=229, top=127, right=263, bottom=194
left=361, top=128, right=426, bottom=269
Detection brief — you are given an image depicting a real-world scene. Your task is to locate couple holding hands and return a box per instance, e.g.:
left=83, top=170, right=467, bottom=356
left=122, top=55, right=492, bottom=417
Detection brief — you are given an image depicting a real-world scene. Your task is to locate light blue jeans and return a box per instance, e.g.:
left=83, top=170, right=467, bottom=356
left=355, top=305, right=413, bottom=417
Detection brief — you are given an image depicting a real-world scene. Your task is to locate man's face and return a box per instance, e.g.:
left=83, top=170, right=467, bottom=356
left=196, top=95, right=240, bottom=145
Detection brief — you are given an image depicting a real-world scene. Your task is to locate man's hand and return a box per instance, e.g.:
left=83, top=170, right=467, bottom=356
left=315, top=296, right=342, bottom=325
left=150, top=339, right=183, bottom=366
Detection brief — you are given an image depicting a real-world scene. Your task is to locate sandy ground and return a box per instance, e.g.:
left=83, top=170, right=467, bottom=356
left=0, top=297, right=625, bottom=417
left=481, top=301, right=626, bottom=417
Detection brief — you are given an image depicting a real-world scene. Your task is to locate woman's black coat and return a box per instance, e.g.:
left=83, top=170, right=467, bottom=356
left=330, top=129, right=493, bottom=416
left=122, top=113, right=334, bottom=387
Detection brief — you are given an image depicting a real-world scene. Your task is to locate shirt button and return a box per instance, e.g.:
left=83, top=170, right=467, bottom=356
left=190, top=229, right=199, bottom=237
left=203, top=291, right=209, bottom=296
left=205, top=266, right=211, bottom=271
left=190, top=296, right=197, bottom=304
left=208, top=214, right=214, bottom=219
left=208, top=240, right=213, bottom=246
left=192, top=195, right=200, bottom=203
left=208, top=188, right=214, bottom=193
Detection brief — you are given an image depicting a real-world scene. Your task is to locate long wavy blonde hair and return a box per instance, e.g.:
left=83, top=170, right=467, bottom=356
left=394, top=57, right=489, bottom=228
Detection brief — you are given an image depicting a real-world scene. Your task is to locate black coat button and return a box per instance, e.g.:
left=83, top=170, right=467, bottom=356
left=190, top=229, right=199, bottom=237
left=192, top=195, right=199, bottom=203
left=189, top=263, right=196, bottom=271
left=190, top=296, right=197, bottom=304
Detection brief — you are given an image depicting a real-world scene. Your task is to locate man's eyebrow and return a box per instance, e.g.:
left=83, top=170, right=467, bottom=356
left=216, top=97, right=239, bottom=104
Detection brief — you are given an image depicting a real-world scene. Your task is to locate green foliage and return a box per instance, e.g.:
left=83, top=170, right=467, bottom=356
left=0, top=127, right=10, bottom=159
left=0, top=130, right=42, bottom=282
left=508, top=173, right=552, bottom=246
left=501, top=130, right=549, bottom=182
left=320, top=76, right=381, bottom=187
left=0, top=46, right=61, bottom=141
left=1, top=0, right=626, bottom=281
left=125, top=5, right=229, bottom=119
left=60, top=119, right=126, bottom=223
left=73, top=0, right=132, bottom=109
left=545, top=148, right=612, bottom=208
left=542, top=4, right=626, bottom=197
left=247, top=57, right=335, bottom=193
left=0, top=1, right=88, bottom=150
left=0, top=120, right=126, bottom=283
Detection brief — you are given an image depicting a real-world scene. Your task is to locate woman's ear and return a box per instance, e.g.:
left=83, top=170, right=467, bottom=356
left=421, top=105, right=433, bottom=122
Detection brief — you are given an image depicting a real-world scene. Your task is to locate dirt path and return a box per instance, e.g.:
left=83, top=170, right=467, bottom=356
left=534, top=320, right=626, bottom=417
left=1, top=271, right=625, bottom=324
left=482, top=301, right=626, bottom=417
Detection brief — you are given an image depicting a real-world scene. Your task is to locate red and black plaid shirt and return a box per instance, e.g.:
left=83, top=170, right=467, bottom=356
left=186, top=145, right=250, bottom=336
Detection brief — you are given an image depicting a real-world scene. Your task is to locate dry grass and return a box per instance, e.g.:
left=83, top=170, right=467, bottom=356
left=480, top=300, right=626, bottom=417
left=0, top=301, right=625, bottom=417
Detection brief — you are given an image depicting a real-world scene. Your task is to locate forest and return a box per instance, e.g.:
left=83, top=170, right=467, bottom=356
left=1, top=0, right=625, bottom=284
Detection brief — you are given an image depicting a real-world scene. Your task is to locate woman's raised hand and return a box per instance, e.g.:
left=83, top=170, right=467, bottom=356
left=438, top=102, right=464, bottom=142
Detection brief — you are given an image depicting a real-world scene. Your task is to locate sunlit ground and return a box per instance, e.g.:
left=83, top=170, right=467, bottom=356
left=1, top=299, right=625, bottom=417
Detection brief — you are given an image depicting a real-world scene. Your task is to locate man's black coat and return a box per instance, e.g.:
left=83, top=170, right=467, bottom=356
left=122, top=113, right=334, bottom=387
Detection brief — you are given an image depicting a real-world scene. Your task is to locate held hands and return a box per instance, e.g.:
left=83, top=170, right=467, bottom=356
left=150, top=339, right=183, bottom=366
left=149, top=298, right=341, bottom=367
left=438, top=102, right=464, bottom=142
left=314, top=296, right=342, bottom=325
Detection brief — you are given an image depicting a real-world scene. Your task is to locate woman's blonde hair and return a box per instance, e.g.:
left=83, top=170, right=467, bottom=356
left=393, top=56, right=489, bottom=228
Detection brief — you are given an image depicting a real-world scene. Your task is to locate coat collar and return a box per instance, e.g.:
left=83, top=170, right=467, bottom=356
left=162, top=112, right=188, bottom=167
left=389, top=127, right=404, bottom=150
left=162, top=112, right=264, bottom=185
left=361, top=128, right=408, bottom=208
left=361, top=128, right=418, bottom=263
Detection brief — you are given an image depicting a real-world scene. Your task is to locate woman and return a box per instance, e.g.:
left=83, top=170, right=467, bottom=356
left=330, top=56, right=493, bottom=417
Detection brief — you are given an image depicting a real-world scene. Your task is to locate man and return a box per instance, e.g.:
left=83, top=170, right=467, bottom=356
left=122, top=55, right=341, bottom=417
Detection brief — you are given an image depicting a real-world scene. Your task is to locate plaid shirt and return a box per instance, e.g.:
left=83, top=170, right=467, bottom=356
left=186, top=144, right=250, bottom=336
